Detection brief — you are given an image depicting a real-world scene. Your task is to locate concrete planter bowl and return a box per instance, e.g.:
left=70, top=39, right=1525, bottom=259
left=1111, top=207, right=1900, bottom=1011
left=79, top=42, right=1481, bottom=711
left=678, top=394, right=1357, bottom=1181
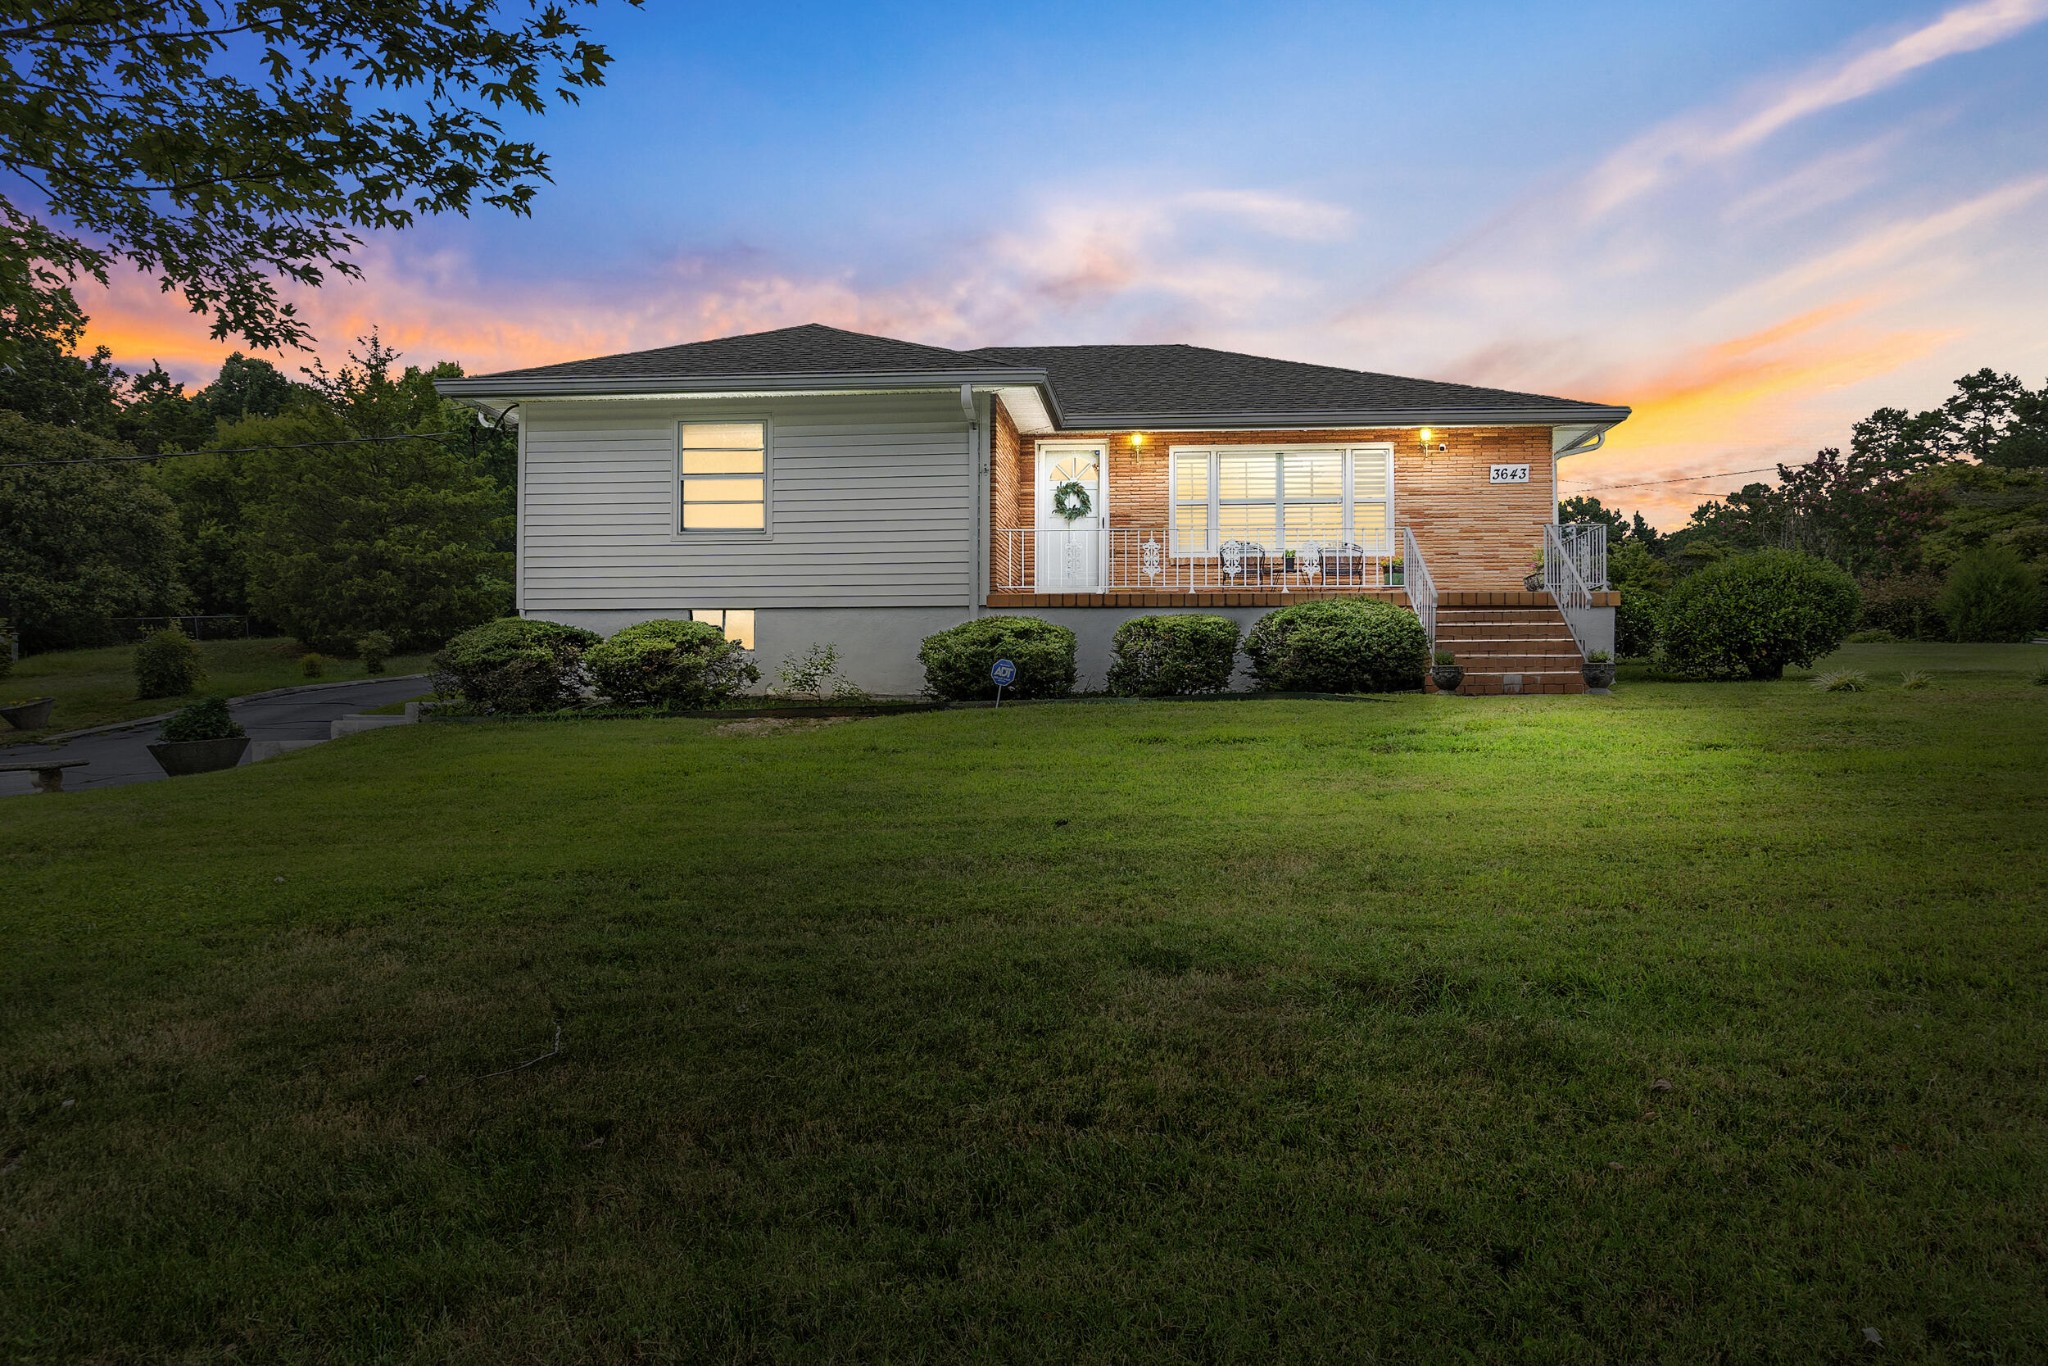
left=1, top=696, right=55, bottom=730
left=1430, top=664, right=1465, bottom=694
left=147, top=736, right=250, bottom=776
left=1582, top=660, right=1618, bottom=690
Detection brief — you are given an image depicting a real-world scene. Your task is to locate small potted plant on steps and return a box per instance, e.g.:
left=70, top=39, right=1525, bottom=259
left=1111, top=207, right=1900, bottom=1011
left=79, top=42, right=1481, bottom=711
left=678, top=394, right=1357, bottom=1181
left=1430, top=650, right=1464, bottom=694
left=1582, top=649, right=1616, bottom=692
left=148, top=697, right=249, bottom=776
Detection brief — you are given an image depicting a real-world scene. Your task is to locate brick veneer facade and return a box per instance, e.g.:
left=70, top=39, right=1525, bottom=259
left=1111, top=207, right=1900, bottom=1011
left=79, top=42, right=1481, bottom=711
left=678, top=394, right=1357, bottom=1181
left=990, top=418, right=1557, bottom=590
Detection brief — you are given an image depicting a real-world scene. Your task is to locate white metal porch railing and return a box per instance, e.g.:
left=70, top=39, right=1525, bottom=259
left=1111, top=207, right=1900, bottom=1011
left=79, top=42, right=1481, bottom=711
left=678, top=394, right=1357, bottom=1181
left=1402, top=525, right=1437, bottom=653
left=1542, top=521, right=1606, bottom=657
left=993, top=527, right=1406, bottom=594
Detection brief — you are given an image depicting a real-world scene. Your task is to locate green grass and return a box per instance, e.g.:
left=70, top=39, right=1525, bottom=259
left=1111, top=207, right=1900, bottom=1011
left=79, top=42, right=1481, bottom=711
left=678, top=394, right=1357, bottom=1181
left=1, top=637, right=433, bottom=738
left=3, top=652, right=2046, bottom=1360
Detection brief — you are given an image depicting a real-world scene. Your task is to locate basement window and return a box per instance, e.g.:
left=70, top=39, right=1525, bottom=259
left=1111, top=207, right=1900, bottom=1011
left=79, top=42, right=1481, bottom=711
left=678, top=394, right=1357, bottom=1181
left=679, top=421, right=766, bottom=531
left=689, top=608, right=756, bottom=650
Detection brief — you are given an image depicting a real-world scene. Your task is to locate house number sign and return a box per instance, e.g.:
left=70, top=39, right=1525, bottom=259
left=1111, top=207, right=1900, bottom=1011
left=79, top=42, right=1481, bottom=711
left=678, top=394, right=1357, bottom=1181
left=1489, top=464, right=1531, bottom=484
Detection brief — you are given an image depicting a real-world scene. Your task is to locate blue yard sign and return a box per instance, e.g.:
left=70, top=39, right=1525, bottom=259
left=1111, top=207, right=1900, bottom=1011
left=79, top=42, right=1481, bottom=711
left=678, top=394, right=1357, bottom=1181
left=991, top=657, right=1017, bottom=707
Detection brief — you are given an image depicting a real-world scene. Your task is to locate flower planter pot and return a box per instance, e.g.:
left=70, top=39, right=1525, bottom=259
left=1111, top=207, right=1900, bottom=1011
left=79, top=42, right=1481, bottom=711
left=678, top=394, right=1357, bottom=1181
left=1523, top=572, right=1546, bottom=592
left=1430, top=665, right=1465, bottom=693
left=1582, top=661, right=1617, bottom=690
left=1, top=696, right=55, bottom=730
left=147, top=736, right=250, bottom=776
left=1387, top=568, right=1404, bottom=587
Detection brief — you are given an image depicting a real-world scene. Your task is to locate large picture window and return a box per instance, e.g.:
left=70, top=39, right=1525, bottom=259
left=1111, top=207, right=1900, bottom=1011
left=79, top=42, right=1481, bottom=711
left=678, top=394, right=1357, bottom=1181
left=679, top=421, right=766, bottom=531
left=1169, top=445, right=1393, bottom=554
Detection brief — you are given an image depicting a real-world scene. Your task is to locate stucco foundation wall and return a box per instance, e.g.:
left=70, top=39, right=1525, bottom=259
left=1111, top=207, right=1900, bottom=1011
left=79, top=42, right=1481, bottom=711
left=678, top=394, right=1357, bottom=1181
left=1001, top=424, right=1559, bottom=590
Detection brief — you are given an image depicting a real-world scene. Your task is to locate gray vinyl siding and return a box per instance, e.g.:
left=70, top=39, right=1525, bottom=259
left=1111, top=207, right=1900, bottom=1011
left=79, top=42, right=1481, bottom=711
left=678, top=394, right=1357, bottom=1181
left=519, top=393, right=973, bottom=611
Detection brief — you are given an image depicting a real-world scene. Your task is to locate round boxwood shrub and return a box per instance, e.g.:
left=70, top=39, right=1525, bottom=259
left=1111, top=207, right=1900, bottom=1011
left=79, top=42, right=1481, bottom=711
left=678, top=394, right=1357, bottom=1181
left=1243, top=598, right=1429, bottom=693
left=1106, top=614, right=1240, bottom=696
left=134, top=626, right=203, bottom=700
left=160, top=695, right=243, bottom=742
left=918, top=616, right=1076, bottom=700
left=585, top=618, right=761, bottom=708
left=434, top=617, right=601, bottom=713
left=1653, top=550, right=1859, bottom=680
left=1936, top=545, right=2041, bottom=642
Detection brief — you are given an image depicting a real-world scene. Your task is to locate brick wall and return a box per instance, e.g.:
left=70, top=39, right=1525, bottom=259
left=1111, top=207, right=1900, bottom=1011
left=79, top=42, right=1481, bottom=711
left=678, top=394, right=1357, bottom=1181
left=992, top=419, right=1557, bottom=589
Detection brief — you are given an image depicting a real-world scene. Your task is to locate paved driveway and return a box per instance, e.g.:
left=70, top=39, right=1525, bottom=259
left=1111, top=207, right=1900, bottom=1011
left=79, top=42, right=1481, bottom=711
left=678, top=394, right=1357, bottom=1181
left=0, top=675, right=430, bottom=798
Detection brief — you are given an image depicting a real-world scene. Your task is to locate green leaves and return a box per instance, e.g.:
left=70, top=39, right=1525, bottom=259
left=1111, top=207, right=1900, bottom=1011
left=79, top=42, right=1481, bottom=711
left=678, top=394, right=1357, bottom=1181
left=0, top=1, right=638, bottom=361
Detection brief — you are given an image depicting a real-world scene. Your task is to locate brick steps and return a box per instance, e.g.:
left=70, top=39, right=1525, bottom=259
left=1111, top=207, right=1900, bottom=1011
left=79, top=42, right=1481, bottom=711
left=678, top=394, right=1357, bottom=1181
left=1429, top=592, right=1589, bottom=696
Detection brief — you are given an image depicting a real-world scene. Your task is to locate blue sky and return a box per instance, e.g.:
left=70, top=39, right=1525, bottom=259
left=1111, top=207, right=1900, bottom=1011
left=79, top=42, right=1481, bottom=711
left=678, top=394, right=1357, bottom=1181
left=85, top=0, right=2048, bottom=522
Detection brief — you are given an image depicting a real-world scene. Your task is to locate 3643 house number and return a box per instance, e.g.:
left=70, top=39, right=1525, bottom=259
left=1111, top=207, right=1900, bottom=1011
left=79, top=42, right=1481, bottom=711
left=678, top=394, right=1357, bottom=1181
left=1489, top=464, right=1531, bottom=484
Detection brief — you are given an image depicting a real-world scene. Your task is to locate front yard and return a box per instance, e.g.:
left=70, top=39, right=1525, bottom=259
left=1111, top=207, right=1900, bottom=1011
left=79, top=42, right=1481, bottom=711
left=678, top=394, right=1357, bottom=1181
left=3, top=647, right=2045, bottom=1359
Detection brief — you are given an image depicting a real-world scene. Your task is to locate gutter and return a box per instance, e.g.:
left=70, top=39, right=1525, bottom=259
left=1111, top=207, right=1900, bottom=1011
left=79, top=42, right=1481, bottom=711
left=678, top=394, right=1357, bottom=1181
left=1057, top=405, right=1633, bottom=430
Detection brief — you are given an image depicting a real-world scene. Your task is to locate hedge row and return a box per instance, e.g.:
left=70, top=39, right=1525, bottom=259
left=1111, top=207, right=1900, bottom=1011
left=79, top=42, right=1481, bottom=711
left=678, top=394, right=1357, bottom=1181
left=435, top=616, right=757, bottom=713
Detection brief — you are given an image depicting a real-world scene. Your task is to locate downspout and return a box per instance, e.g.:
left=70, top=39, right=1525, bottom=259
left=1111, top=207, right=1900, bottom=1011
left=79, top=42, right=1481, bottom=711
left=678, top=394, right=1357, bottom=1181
left=1551, top=423, right=1609, bottom=519
left=961, top=384, right=985, bottom=616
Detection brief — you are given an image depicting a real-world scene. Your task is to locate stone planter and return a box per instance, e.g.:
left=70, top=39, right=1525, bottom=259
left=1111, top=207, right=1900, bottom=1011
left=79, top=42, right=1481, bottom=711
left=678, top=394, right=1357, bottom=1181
left=1430, top=665, right=1465, bottom=693
left=1582, top=660, right=1617, bottom=690
left=1, top=696, right=55, bottom=730
left=1523, top=572, right=1546, bottom=592
left=147, top=736, right=250, bottom=776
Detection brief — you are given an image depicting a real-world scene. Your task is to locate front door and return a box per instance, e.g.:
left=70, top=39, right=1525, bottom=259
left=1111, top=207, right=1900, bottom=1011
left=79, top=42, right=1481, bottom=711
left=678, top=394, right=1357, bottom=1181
left=1034, top=443, right=1107, bottom=591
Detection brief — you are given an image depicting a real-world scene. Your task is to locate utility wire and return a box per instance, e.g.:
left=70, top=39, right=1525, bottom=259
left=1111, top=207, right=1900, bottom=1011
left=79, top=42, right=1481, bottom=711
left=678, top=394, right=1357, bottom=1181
left=1563, top=464, right=1786, bottom=495
left=0, top=430, right=471, bottom=470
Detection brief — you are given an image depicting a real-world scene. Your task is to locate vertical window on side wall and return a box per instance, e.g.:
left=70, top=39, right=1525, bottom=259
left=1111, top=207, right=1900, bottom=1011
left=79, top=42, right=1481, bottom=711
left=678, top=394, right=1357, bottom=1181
left=1350, top=448, right=1392, bottom=552
left=1171, top=450, right=1213, bottom=554
left=689, top=609, right=756, bottom=650
left=679, top=422, right=766, bottom=531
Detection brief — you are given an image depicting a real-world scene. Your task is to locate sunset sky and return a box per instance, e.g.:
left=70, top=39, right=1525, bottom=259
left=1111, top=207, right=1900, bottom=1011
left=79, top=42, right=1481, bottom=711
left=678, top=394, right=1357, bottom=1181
left=69, top=0, right=2048, bottom=525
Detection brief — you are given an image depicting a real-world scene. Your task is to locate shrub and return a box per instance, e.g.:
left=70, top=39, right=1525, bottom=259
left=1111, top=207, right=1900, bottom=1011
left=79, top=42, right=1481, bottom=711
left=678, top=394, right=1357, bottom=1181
left=160, top=696, right=244, bottom=742
left=1857, top=574, right=1946, bottom=641
left=355, top=630, right=394, bottom=675
left=1844, top=628, right=1898, bottom=644
left=1652, top=551, right=1859, bottom=681
left=773, top=642, right=866, bottom=702
left=0, top=619, right=13, bottom=680
left=434, top=617, right=601, bottom=713
left=1813, top=670, right=1868, bottom=693
left=585, top=619, right=760, bottom=708
left=1243, top=598, right=1429, bottom=693
left=134, top=627, right=204, bottom=699
left=1586, top=650, right=1612, bottom=664
left=1899, top=670, right=1931, bottom=691
left=918, top=616, right=1076, bottom=701
left=1615, top=588, right=1663, bottom=658
left=299, top=652, right=326, bottom=679
left=1106, top=615, right=1240, bottom=696
left=1433, top=649, right=1456, bottom=666
left=2033, top=666, right=2048, bottom=687
left=1937, top=546, right=2041, bottom=642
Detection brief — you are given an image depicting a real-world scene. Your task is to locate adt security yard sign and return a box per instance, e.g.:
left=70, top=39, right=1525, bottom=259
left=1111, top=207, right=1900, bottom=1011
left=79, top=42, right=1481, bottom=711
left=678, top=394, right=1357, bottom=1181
left=991, top=657, right=1017, bottom=707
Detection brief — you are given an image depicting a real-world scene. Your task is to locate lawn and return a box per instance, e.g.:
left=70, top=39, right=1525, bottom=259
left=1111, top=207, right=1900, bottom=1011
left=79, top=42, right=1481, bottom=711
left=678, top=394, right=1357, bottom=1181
left=1, top=636, right=435, bottom=738
left=3, top=648, right=2045, bottom=1360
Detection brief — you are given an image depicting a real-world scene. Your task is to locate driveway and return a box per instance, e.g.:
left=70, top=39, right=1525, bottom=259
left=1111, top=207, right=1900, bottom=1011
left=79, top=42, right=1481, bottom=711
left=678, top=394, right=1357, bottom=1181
left=0, top=675, right=430, bottom=798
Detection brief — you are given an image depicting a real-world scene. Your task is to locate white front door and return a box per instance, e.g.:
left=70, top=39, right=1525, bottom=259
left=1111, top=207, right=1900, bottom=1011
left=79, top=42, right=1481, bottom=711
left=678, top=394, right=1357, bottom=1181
left=1035, top=443, right=1107, bottom=591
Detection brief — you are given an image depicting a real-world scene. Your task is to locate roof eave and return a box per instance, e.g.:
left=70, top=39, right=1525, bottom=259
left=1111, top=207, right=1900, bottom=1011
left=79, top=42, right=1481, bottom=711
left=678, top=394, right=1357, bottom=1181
left=1055, top=405, right=1632, bottom=431
left=433, top=367, right=1052, bottom=401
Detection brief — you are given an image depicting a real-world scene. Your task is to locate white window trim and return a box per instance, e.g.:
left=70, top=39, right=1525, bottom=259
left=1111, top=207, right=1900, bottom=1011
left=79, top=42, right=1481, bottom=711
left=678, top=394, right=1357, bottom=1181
left=1168, top=443, right=1395, bottom=557
left=673, top=415, right=773, bottom=540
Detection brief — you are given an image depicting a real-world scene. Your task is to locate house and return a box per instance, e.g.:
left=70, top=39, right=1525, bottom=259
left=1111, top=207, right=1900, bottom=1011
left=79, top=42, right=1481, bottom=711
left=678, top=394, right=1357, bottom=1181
left=435, top=324, right=1628, bottom=695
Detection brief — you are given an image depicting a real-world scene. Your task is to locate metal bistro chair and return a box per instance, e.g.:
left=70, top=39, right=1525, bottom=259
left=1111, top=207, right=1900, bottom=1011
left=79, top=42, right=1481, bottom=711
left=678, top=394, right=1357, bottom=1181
left=1219, top=539, right=1269, bottom=586
left=1321, top=542, right=1368, bottom=584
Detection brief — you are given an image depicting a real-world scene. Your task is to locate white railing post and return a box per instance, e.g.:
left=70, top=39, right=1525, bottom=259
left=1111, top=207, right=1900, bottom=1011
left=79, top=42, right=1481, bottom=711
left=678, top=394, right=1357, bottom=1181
left=1543, top=522, right=1601, bottom=657
left=1402, top=525, right=1436, bottom=653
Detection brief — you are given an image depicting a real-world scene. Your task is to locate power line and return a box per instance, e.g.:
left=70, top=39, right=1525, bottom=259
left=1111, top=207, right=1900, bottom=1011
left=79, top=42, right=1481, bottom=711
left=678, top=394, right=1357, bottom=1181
left=0, top=430, right=470, bottom=471
left=1562, top=465, right=1785, bottom=495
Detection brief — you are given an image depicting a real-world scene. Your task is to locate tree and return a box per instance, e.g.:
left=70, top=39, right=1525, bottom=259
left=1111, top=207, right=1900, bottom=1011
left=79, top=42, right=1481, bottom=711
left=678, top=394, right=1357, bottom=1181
left=0, top=314, right=121, bottom=430
left=1936, top=546, right=2041, bottom=642
left=0, top=1, right=637, bottom=363
left=0, top=413, right=186, bottom=650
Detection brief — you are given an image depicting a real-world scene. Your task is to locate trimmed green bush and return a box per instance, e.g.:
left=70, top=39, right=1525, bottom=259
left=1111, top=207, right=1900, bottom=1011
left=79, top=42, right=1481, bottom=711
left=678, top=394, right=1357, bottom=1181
left=918, top=616, right=1076, bottom=701
left=1243, top=598, right=1429, bottom=693
left=1937, top=546, right=2041, bottom=642
left=1615, top=587, right=1663, bottom=658
left=434, top=617, right=601, bottom=713
left=1106, top=614, right=1240, bottom=696
left=134, top=627, right=204, bottom=700
left=355, top=631, right=394, bottom=675
left=585, top=619, right=760, bottom=708
left=160, top=696, right=243, bottom=742
left=299, top=652, right=326, bottom=679
left=1857, top=574, right=1946, bottom=641
left=1653, top=551, right=1859, bottom=681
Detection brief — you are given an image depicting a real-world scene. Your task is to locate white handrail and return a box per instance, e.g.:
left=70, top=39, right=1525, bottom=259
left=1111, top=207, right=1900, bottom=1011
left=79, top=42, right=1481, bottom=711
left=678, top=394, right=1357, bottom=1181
left=1542, top=522, right=1596, bottom=656
left=990, top=528, right=1403, bottom=594
left=1402, top=525, right=1436, bottom=653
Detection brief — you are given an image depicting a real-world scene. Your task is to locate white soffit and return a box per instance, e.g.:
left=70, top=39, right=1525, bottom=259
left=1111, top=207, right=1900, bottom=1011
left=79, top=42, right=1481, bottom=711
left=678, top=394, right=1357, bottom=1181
left=995, top=386, right=1054, bottom=434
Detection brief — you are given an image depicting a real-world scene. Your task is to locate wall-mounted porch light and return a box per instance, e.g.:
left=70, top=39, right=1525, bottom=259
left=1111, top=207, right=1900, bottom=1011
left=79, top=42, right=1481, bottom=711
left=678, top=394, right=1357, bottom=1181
left=1419, top=427, right=1446, bottom=453
left=1129, top=432, right=1146, bottom=449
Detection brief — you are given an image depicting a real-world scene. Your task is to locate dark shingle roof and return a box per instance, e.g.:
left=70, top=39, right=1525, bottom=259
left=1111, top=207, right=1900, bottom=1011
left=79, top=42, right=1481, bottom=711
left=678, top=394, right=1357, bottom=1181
left=446, top=324, right=1626, bottom=425
left=469, top=323, right=1014, bottom=382
left=969, top=343, right=1621, bottom=423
